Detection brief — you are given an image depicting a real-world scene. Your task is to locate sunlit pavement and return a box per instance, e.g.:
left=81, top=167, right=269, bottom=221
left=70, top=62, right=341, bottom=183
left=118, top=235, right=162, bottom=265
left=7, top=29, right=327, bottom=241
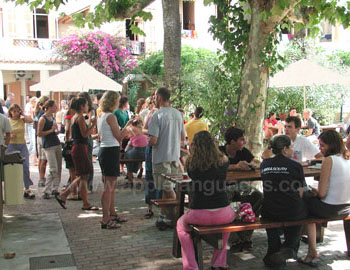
left=1, top=163, right=350, bottom=270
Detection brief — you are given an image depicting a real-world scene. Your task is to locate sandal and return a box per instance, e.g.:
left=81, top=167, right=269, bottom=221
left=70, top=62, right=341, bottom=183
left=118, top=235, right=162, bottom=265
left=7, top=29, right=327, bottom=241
left=82, top=205, right=99, bottom=211
left=144, top=209, right=154, bottom=219
left=297, top=257, right=320, bottom=268
left=101, top=220, right=121, bottom=230
left=55, top=194, right=67, bottom=209
left=67, top=194, right=79, bottom=201
left=110, top=214, right=128, bottom=223
left=24, top=190, right=35, bottom=199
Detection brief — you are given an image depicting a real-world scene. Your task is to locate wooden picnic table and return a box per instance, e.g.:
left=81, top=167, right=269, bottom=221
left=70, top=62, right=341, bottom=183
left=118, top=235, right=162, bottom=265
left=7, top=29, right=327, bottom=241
left=163, top=166, right=322, bottom=258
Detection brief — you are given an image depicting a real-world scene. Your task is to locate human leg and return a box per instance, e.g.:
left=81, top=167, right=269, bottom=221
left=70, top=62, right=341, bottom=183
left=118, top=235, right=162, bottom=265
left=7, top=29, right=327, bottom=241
left=101, top=176, right=117, bottom=222
left=43, top=146, right=60, bottom=196
left=53, top=145, right=62, bottom=192
left=177, top=206, right=235, bottom=270
left=87, top=137, right=94, bottom=192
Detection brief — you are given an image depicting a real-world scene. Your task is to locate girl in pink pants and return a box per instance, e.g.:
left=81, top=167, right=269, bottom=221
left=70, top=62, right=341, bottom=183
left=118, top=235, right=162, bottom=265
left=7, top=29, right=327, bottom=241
left=177, top=130, right=235, bottom=270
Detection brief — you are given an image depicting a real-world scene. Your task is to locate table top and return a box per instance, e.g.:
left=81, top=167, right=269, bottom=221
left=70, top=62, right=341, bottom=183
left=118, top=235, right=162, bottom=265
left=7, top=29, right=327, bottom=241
left=163, top=166, right=321, bottom=185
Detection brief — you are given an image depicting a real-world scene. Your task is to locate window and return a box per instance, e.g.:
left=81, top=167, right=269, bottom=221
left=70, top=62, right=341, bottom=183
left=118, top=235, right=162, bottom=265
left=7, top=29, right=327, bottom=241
left=125, top=19, right=139, bottom=41
left=320, top=20, right=332, bottom=42
left=33, top=8, right=49, bottom=38
left=183, top=1, right=195, bottom=30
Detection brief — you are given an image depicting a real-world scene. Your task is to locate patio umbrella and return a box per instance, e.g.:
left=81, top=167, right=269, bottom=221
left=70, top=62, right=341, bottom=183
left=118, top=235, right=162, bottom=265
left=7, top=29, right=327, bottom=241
left=30, top=62, right=122, bottom=92
left=269, top=59, right=349, bottom=108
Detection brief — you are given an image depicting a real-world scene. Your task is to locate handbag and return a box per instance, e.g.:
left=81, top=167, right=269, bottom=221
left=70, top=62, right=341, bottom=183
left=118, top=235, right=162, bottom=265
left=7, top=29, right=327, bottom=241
left=62, top=141, right=73, bottom=159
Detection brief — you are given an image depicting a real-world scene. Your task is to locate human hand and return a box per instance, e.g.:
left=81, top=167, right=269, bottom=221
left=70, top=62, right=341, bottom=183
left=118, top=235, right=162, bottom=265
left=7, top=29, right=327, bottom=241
left=91, top=117, right=97, bottom=126
left=237, top=161, right=250, bottom=170
left=10, top=134, right=16, bottom=139
left=310, top=186, right=318, bottom=197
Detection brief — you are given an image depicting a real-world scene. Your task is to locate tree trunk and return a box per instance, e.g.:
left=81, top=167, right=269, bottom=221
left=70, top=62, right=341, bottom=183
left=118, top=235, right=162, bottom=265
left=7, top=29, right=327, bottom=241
left=162, top=0, right=181, bottom=93
left=236, top=2, right=272, bottom=157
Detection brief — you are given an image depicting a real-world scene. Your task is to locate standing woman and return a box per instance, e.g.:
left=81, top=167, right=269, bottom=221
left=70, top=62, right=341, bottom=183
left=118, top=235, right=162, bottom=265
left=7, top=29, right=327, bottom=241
left=78, top=92, right=95, bottom=193
left=7, top=104, right=35, bottom=198
left=55, top=98, right=98, bottom=210
left=177, top=131, right=235, bottom=270
left=37, top=100, right=62, bottom=199
left=97, top=91, right=129, bottom=229
left=34, top=96, right=49, bottom=187
left=143, top=96, right=159, bottom=218
left=300, top=130, right=350, bottom=266
left=63, top=99, right=78, bottom=200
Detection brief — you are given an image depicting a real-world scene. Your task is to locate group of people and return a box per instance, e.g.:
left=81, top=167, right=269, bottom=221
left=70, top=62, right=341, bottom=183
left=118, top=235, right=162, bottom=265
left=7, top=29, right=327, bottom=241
left=1, top=87, right=350, bottom=270
left=264, top=108, right=320, bottom=142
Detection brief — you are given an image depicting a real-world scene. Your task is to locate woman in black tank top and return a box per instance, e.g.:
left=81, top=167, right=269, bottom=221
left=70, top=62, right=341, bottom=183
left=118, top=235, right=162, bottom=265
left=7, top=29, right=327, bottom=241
left=55, top=98, right=98, bottom=211
left=37, top=100, right=62, bottom=199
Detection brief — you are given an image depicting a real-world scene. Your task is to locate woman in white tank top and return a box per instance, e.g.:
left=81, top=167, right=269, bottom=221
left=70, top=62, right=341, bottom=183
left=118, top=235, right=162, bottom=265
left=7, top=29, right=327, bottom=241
left=97, top=91, right=130, bottom=229
left=301, top=130, right=350, bottom=266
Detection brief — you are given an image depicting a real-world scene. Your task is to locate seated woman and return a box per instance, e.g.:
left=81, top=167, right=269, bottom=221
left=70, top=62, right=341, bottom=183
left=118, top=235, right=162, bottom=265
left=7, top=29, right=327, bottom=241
left=263, top=112, right=278, bottom=140
left=177, top=131, right=235, bottom=270
left=260, top=135, right=308, bottom=268
left=123, top=118, right=148, bottom=188
left=300, top=130, right=350, bottom=266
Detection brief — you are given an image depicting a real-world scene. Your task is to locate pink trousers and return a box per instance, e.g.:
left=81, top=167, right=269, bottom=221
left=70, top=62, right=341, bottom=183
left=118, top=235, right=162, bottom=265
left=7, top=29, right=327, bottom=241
left=177, top=205, right=235, bottom=270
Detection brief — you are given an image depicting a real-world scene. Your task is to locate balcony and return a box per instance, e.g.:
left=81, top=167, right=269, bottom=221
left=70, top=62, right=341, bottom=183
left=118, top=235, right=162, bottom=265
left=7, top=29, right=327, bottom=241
left=0, top=38, right=59, bottom=64
left=127, top=40, right=145, bottom=55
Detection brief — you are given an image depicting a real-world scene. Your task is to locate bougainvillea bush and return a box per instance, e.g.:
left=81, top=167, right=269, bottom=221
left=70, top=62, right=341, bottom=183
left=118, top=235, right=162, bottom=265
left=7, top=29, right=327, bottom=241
left=55, top=31, right=138, bottom=82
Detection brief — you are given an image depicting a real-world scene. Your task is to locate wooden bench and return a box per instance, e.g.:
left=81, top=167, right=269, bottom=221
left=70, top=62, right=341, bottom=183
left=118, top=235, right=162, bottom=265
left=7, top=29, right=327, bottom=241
left=190, top=216, right=350, bottom=270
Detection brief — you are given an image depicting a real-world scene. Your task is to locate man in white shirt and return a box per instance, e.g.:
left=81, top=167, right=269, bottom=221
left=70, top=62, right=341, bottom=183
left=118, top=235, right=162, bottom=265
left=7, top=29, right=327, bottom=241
left=0, top=113, right=11, bottom=147
left=148, top=87, right=185, bottom=230
left=263, top=116, right=322, bottom=161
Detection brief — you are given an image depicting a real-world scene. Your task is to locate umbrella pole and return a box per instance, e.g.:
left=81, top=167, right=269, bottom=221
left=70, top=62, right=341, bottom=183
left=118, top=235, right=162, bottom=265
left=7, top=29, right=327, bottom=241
left=303, top=85, right=306, bottom=109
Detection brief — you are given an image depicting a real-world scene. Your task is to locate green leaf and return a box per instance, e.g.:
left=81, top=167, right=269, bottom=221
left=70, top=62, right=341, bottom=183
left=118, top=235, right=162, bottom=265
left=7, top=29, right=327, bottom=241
left=130, top=24, right=146, bottom=36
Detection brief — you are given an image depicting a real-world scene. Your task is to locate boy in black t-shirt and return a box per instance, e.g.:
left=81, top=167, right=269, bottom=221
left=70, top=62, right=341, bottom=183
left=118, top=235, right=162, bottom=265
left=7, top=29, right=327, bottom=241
left=220, top=127, right=263, bottom=252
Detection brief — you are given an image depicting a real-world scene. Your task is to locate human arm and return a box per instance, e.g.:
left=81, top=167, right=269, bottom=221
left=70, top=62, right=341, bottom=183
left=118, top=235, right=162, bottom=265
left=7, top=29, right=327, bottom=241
left=20, top=111, right=33, bottom=123
left=37, top=117, right=55, bottom=137
left=107, top=114, right=123, bottom=141
left=346, top=134, right=350, bottom=150
left=77, top=115, right=97, bottom=138
left=228, top=161, right=251, bottom=170
left=310, top=156, right=332, bottom=198
left=65, top=118, right=71, bottom=142
left=147, top=111, right=159, bottom=146
left=4, top=132, right=11, bottom=146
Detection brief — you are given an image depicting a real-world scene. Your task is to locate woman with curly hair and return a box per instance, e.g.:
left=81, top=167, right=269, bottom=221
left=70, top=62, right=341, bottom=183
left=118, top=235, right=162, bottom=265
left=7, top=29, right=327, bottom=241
left=177, top=130, right=235, bottom=270
left=97, top=91, right=130, bottom=229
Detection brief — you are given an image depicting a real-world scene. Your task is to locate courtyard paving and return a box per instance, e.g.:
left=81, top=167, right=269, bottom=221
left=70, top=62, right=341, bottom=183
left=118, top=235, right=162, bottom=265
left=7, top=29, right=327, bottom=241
left=1, top=163, right=350, bottom=270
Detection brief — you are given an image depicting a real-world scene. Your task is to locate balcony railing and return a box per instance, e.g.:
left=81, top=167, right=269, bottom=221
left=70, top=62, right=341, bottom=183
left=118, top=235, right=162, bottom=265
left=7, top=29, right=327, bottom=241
left=0, top=38, right=57, bottom=50
left=127, top=40, right=145, bottom=55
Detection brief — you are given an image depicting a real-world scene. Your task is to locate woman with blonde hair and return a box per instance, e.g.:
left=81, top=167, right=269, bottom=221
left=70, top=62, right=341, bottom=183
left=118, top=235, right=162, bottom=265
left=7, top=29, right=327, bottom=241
left=177, top=130, right=234, bottom=270
left=97, top=91, right=130, bottom=228
left=7, top=104, right=35, bottom=198
left=34, top=95, right=49, bottom=187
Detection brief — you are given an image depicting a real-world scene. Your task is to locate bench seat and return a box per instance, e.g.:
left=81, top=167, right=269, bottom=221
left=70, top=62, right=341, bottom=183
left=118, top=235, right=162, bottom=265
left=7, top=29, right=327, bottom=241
left=189, top=216, right=350, bottom=270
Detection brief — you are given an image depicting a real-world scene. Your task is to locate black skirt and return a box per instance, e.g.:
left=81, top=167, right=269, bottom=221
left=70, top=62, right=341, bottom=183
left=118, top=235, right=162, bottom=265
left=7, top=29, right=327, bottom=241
left=98, top=146, right=120, bottom=177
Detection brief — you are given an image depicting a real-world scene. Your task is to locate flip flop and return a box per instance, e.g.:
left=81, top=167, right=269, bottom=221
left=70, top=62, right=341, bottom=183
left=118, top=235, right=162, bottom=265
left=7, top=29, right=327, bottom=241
left=101, top=220, right=121, bottom=229
left=110, top=214, right=128, bottom=223
left=55, top=194, right=67, bottom=209
left=297, top=257, right=320, bottom=268
left=82, top=206, right=99, bottom=211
